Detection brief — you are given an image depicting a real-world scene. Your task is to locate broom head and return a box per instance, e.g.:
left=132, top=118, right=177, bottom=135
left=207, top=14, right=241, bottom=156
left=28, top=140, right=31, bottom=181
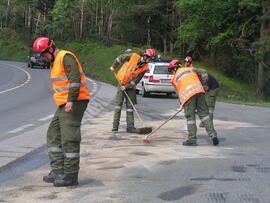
left=136, top=127, right=152, bottom=134
left=143, top=139, right=151, bottom=144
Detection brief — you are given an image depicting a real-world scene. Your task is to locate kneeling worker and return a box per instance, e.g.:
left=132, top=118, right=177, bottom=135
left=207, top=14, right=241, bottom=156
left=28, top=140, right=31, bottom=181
left=169, top=59, right=219, bottom=146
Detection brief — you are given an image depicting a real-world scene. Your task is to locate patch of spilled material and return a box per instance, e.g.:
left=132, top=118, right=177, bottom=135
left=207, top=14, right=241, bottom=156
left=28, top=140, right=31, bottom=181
left=158, top=185, right=200, bottom=201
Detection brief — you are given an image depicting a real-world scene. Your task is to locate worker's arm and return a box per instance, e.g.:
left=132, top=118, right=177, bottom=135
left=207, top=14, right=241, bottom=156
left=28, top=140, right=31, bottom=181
left=193, top=67, right=208, bottom=86
left=124, top=70, right=147, bottom=89
left=63, top=54, right=81, bottom=112
left=110, top=53, right=132, bottom=71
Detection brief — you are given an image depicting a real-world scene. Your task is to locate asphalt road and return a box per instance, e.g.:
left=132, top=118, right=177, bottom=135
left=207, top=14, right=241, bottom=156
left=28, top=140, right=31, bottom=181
left=0, top=61, right=54, bottom=140
left=0, top=61, right=98, bottom=169
left=0, top=61, right=99, bottom=140
left=1, top=61, right=270, bottom=202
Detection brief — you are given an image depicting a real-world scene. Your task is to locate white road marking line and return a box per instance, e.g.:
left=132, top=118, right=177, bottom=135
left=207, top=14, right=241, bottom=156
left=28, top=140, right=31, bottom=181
left=38, top=114, right=54, bottom=121
left=7, top=124, right=34, bottom=134
left=87, top=78, right=98, bottom=95
left=0, top=63, right=31, bottom=94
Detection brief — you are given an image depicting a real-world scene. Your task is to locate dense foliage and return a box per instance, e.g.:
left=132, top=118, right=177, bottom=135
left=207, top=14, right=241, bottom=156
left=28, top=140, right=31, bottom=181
left=0, top=0, right=269, bottom=100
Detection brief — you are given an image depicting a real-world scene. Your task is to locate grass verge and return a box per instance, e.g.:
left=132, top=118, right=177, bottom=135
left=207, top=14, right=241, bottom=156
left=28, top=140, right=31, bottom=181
left=0, top=30, right=269, bottom=107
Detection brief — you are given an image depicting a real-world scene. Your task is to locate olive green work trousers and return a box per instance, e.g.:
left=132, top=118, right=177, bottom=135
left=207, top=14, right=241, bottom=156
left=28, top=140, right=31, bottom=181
left=47, top=101, right=88, bottom=175
left=184, top=93, right=217, bottom=144
left=113, top=87, right=137, bottom=129
left=205, top=88, right=219, bottom=122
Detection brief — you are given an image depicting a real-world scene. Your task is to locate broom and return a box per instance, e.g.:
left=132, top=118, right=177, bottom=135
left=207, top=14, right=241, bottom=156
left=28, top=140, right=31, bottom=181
left=143, top=106, right=183, bottom=144
left=113, top=72, right=152, bottom=134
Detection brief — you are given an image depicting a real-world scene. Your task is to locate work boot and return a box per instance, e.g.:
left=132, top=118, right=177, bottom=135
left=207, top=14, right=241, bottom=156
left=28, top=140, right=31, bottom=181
left=112, top=126, right=118, bottom=132
left=126, top=127, right=137, bottom=133
left=53, top=174, right=78, bottom=187
left=199, top=122, right=204, bottom=127
left=182, top=140, right=197, bottom=146
left=43, top=171, right=64, bottom=183
left=212, top=137, right=219, bottom=146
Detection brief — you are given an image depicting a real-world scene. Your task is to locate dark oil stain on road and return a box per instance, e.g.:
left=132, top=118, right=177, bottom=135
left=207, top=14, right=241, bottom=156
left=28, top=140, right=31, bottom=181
left=191, top=176, right=237, bottom=182
left=39, top=192, right=58, bottom=200
left=206, top=192, right=227, bottom=202
left=96, top=165, right=125, bottom=170
left=158, top=160, right=176, bottom=165
left=158, top=185, right=200, bottom=201
left=107, top=136, right=128, bottom=141
left=232, top=165, right=247, bottom=173
left=131, top=151, right=153, bottom=156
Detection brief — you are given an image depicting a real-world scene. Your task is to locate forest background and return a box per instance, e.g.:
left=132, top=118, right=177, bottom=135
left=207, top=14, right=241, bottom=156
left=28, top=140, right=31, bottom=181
left=0, top=0, right=269, bottom=102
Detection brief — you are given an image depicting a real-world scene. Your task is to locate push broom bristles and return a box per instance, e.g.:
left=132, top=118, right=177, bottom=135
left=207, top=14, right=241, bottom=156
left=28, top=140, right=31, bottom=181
left=136, top=127, right=152, bottom=134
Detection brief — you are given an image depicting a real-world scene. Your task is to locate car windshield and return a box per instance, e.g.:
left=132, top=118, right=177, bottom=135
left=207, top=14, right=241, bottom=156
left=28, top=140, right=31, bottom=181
left=154, top=65, right=171, bottom=74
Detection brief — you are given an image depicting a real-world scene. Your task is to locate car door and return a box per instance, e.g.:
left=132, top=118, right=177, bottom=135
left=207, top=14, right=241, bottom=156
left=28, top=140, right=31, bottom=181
left=136, top=63, right=153, bottom=91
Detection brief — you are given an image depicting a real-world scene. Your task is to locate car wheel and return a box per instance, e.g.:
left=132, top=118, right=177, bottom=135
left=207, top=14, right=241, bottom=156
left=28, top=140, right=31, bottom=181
left=142, top=84, right=149, bottom=97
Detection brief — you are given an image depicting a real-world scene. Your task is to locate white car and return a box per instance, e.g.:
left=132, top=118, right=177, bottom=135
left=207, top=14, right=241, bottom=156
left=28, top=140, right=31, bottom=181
left=136, top=62, right=176, bottom=97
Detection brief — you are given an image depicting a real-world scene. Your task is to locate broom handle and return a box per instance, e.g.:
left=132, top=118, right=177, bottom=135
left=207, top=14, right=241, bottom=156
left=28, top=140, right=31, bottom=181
left=144, top=107, right=183, bottom=140
left=113, top=72, right=144, bottom=126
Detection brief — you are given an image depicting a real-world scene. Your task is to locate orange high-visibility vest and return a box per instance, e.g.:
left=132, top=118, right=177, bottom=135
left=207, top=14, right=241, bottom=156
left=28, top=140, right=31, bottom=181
left=171, top=67, right=205, bottom=105
left=116, top=53, right=148, bottom=85
left=51, top=50, right=90, bottom=106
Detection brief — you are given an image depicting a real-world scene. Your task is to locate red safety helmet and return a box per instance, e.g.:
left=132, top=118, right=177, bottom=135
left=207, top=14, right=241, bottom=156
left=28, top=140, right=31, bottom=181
left=143, top=49, right=157, bottom=58
left=32, top=37, right=53, bottom=53
left=168, top=59, right=181, bottom=69
left=184, top=56, right=192, bottom=63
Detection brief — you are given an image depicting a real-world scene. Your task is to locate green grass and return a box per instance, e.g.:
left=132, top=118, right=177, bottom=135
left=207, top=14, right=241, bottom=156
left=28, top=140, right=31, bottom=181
left=0, top=30, right=269, bottom=106
left=61, top=41, right=145, bottom=86
left=0, top=28, right=29, bottom=62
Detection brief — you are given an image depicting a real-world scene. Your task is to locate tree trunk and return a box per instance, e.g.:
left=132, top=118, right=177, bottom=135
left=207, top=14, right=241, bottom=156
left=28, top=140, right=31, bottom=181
left=107, top=1, right=113, bottom=45
left=170, top=0, right=175, bottom=54
left=5, top=0, right=11, bottom=27
left=34, top=12, right=41, bottom=37
left=147, top=16, right=151, bottom=46
left=162, top=35, right=167, bottom=54
left=255, top=3, right=270, bottom=98
left=95, top=0, right=98, bottom=34
left=256, top=62, right=264, bottom=97
left=79, top=0, right=85, bottom=40
left=28, top=6, right=31, bottom=29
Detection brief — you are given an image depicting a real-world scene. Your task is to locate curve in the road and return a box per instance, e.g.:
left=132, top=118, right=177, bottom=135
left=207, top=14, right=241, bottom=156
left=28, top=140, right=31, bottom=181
left=0, top=63, right=31, bottom=94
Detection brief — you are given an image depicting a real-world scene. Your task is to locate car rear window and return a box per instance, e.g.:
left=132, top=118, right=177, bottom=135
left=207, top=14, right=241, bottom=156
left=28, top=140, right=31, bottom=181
left=154, top=65, right=171, bottom=74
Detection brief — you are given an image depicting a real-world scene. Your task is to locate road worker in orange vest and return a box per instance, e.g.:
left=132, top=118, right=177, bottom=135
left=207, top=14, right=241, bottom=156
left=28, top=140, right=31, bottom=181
left=169, top=59, right=219, bottom=146
left=110, top=49, right=157, bottom=133
left=184, top=56, right=220, bottom=127
left=32, top=37, right=90, bottom=187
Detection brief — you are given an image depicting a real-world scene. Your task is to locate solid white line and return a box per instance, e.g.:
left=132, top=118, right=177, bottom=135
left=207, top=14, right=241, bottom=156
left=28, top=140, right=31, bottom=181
left=86, top=78, right=98, bottom=95
left=38, top=114, right=54, bottom=121
left=7, top=124, right=34, bottom=134
left=0, top=63, right=31, bottom=94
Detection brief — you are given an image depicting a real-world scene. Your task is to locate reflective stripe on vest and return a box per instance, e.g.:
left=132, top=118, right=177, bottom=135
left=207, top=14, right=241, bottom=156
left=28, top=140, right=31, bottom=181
left=54, top=82, right=87, bottom=93
left=51, top=50, right=90, bottom=106
left=116, top=53, right=148, bottom=85
left=172, top=67, right=205, bottom=106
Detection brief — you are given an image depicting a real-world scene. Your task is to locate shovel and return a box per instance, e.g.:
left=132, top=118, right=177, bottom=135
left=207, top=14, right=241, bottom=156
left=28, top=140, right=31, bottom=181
left=113, top=72, right=152, bottom=134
